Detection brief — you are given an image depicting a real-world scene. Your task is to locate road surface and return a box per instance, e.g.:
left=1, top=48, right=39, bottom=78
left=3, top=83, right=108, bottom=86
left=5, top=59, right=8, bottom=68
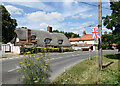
left=1, top=50, right=118, bottom=84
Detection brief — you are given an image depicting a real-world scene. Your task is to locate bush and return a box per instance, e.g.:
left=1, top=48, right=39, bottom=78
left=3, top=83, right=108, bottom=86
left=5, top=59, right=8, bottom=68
left=18, top=54, right=50, bottom=84
left=20, top=47, right=74, bottom=55
left=81, top=48, right=89, bottom=51
left=63, top=48, right=69, bottom=52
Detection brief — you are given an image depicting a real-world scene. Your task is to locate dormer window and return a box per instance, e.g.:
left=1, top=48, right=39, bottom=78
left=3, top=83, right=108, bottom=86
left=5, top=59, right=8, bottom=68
left=44, top=38, right=52, bottom=44
left=31, top=35, right=36, bottom=40
left=58, top=40, right=63, bottom=44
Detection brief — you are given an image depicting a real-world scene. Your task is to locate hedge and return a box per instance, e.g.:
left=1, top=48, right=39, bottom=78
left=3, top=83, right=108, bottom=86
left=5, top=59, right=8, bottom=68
left=20, top=47, right=74, bottom=55
left=81, top=48, right=89, bottom=51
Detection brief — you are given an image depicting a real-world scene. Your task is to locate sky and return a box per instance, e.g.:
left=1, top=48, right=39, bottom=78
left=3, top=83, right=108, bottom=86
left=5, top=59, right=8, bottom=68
left=1, top=0, right=112, bottom=36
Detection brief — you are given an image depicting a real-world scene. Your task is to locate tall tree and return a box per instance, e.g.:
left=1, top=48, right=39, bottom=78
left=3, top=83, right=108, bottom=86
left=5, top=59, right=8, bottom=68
left=53, top=30, right=80, bottom=38
left=102, top=1, right=120, bottom=51
left=0, top=5, right=17, bottom=43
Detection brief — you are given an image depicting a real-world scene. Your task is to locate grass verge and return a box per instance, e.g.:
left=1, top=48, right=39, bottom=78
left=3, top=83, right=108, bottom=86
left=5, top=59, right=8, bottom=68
left=52, top=53, right=120, bottom=84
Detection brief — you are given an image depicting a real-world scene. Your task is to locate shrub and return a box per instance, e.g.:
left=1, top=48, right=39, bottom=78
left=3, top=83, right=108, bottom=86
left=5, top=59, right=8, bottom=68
left=18, top=54, right=51, bottom=84
left=63, top=48, right=69, bottom=52
left=81, top=48, right=89, bottom=51
left=20, top=47, right=74, bottom=55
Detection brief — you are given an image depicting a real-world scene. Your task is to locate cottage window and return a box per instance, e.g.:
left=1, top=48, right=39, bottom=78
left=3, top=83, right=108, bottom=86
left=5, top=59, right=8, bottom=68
left=58, top=40, right=63, bottom=44
left=44, top=38, right=52, bottom=44
left=31, top=35, right=36, bottom=40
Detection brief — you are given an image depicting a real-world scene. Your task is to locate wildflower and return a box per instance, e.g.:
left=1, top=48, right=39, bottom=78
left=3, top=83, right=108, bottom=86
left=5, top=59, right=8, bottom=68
left=26, top=52, right=31, bottom=54
left=34, top=80, right=38, bottom=83
left=21, top=64, right=24, bottom=67
left=27, top=64, right=30, bottom=66
left=19, top=62, right=23, bottom=64
left=45, top=63, right=48, bottom=66
left=35, top=57, right=40, bottom=60
left=16, top=70, right=19, bottom=72
left=46, top=61, right=50, bottom=63
left=41, top=56, right=43, bottom=58
left=42, top=68, right=46, bottom=71
left=33, top=78, right=36, bottom=80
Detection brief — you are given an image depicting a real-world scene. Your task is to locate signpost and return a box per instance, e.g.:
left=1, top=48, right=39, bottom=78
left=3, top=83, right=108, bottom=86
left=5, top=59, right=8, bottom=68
left=91, top=26, right=102, bottom=70
left=89, top=47, right=92, bottom=60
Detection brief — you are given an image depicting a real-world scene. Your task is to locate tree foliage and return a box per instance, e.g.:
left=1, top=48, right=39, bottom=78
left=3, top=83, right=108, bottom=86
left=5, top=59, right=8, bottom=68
left=1, top=5, right=17, bottom=43
left=102, top=34, right=114, bottom=49
left=102, top=1, right=120, bottom=51
left=103, top=1, right=120, bottom=34
left=53, top=30, right=80, bottom=39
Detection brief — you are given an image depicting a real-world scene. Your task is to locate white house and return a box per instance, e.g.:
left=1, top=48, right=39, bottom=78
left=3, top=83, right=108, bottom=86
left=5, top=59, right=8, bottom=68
left=69, top=31, right=98, bottom=51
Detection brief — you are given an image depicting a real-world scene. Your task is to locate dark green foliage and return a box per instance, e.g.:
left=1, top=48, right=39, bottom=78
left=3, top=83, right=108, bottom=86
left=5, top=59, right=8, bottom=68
left=102, top=1, right=120, bottom=51
left=0, top=5, right=17, bottom=43
left=102, top=34, right=114, bottom=49
left=53, top=30, right=80, bottom=38
left=104, top=53, right=120, bottom=60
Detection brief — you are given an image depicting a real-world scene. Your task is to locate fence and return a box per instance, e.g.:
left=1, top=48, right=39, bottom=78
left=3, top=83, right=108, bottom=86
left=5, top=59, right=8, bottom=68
left=1, top=44, right=11, bottom=52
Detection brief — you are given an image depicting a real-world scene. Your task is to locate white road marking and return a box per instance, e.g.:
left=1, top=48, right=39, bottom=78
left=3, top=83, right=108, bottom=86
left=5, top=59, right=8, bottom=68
left=8, top=66, right=21, bottom=72
left=50, top=57, right=63, bottom=61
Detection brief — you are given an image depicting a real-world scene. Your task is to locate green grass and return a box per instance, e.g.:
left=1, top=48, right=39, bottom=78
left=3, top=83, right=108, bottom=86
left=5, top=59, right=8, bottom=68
left=52, top=53, right=120, bottom=84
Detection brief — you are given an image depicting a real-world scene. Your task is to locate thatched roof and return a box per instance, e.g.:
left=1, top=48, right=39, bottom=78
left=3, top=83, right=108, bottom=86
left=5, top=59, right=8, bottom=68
left=13, top=28, right=71, bottom=47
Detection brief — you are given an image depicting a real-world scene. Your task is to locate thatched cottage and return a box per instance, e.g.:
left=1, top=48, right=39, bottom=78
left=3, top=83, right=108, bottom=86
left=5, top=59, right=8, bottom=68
left=11, top=26, right=71, bottom=48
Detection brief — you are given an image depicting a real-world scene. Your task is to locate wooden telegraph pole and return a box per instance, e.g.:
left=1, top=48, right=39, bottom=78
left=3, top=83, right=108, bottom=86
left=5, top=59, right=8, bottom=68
left=98, top=0, right=102, bottom=70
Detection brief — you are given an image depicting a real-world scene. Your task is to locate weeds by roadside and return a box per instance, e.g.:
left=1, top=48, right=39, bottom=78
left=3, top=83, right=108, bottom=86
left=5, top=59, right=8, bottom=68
left=17, top=53, right=51, bottom=85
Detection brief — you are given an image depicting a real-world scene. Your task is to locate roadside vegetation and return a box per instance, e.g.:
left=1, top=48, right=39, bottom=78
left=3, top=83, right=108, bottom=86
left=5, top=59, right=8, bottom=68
left=53, top=53, right=120, bottom=84
left=17, top=53, right=51, bottom=84
left=20, top=47, right=74, bottom=55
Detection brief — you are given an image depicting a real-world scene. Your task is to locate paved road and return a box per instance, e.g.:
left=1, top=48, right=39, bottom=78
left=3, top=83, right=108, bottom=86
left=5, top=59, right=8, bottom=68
left=1, top=50, right=118, bottom=84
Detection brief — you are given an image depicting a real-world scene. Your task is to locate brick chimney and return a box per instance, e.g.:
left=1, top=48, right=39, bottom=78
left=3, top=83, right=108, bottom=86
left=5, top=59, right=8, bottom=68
left=47, top=26, right=52, bottom=32
left=27, top=29, right=31, bottom=42
left=71, top=34, right=74, bottom=38
left=104, top=31, right=107, bottom=35
left=83, top=30, right=86, bottom=36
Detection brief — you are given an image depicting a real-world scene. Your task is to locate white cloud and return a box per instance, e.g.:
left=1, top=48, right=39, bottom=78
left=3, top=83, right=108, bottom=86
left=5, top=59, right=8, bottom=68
left=70, top=21, right=95, bottom=33
left=24, top=11, right=64, bottom=24
left=79, top=13, right=93, bottom=18
left=72, top=13, right=93, bottom=19
left=63, top=4, right=91, bottom=17
left=72, top=15, right=79, bottom=19
left=40, top=23, right=48, bottom=28
left=5, top=5, right=23, bottom=15
left=7, top=2, right=54, bottom=12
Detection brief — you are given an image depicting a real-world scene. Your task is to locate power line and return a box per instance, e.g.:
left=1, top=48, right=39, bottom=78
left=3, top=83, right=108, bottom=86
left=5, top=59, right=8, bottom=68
left=79, top=2, right=110, bottom=10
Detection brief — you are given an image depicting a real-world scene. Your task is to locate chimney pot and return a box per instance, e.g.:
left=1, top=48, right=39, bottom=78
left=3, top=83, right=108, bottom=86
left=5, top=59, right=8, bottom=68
left=47, top=26, right=52, bottom=32
left=27, top=29, right=31, bottom=42
left=83, top=30, right=86, bottom=36
left=104, top=31, right=107, bottom=35
left=71, top=34, right=74, bottom=38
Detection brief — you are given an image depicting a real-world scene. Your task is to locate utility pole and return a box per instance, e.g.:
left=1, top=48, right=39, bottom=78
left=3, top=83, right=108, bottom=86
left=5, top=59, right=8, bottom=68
left=98, top=0, right=102, bottom=70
